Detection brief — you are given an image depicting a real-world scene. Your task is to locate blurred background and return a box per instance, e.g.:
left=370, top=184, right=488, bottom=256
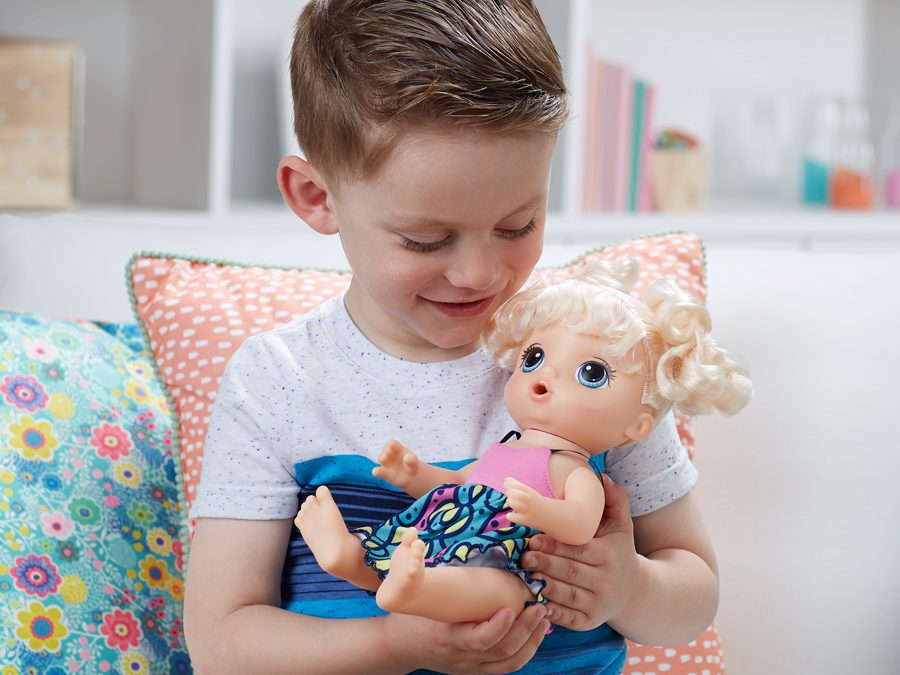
left=2, top=0, right=898, bottom=228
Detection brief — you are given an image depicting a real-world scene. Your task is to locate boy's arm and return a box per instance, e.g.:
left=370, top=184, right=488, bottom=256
left=504, top=467, right=605, bottom=545
left=520, top=476, right=718, bottom=645
left=184, top=517, right=548, bottom=674
left=371, top=439, right=473, bottom=498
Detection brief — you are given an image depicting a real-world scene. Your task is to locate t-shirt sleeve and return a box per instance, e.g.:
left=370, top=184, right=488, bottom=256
left=604, top=411, right=698, bottom=517
left=189, top=335, right=301, bottom=520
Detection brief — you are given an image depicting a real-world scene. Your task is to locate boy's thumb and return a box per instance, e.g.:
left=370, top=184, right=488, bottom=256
left=600, top=473, right=633, bottom=529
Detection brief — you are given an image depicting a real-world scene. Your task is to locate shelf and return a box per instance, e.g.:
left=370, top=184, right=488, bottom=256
left=3, top=0, right=897, bottom=221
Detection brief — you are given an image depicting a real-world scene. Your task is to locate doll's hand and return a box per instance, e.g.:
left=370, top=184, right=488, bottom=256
left=503, top=477, right=544, bottom=529
left=372, top=440, right=420, bottom=490
left=382, top=604, right=550, bottom=674
left=520, top=474, right=641, bottom=632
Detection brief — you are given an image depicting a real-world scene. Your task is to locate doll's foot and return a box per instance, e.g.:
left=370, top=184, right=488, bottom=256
left=375, top=527, right=427, bottom=613
left=295, top=486, right=361, bottom=578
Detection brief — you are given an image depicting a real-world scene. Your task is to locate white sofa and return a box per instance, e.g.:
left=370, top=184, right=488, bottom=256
left=2, top=214, right=899, bottom=674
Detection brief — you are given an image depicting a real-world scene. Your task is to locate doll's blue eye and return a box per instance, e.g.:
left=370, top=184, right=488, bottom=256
left=521, top=346, right=544, bottom=372
left=577, top=361, right=610, bottom=388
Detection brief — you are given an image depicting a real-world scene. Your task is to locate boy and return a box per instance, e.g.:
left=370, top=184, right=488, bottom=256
left=184, top=1, right=718, bottom=673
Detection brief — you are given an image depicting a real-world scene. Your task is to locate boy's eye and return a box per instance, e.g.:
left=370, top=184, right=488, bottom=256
left=497, top=218, right=537, bottom=239
left=576, top=361, right=613, bottom=389
left=520, top=345, right=544, bottom=372
left=400, top=236, right=449, bottom=253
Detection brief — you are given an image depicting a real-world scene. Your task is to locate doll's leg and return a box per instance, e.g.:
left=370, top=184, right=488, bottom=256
left=376, top=528, right=534, bottom=623
left=294, top=485, right=381, bottom=591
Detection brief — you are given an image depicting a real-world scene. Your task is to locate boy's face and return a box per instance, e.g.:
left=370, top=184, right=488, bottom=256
left=504, top=325, right=654, bottom=452
left=327, top=127, right=556, bottom=361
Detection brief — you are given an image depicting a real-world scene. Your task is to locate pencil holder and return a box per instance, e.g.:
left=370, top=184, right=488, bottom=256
left=650, top=147, right=707, bottom=211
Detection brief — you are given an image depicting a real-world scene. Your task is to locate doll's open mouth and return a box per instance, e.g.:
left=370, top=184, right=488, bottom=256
left=531, top=381, right=549, bottom=397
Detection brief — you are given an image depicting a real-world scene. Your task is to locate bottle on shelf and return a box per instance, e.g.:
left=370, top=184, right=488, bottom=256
left=829, top=100, right=875, bottom=210
left=801, top=97, right=839, bottom=205
left=880, top=99, right=900, bottom=209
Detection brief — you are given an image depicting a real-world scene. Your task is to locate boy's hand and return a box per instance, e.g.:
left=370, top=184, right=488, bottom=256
left=520, top=474, right=641, bottom=631
left=383, top=604, right=549, bottom=673
left=372, top=440, right=420, bottom=490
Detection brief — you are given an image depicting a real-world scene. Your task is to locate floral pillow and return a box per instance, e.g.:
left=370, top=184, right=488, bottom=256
left=0, top=311, right=191, bottom=674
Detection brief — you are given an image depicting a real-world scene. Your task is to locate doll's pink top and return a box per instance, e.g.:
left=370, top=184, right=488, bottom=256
left=466, top=443, right=558, bottom=499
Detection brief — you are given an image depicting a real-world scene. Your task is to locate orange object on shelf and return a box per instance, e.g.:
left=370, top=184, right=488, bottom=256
left=829, top=166, right=874, bottom=209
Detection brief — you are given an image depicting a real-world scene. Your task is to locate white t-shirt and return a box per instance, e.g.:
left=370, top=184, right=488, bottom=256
left=191, top=295, right=697, bottom=520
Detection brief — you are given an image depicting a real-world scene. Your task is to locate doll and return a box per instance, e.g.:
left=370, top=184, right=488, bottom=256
left=294, top=256, right=752, bottom=624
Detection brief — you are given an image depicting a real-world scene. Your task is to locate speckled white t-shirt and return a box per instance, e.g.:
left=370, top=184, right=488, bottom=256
left=190, top=294, right=697, bottom=520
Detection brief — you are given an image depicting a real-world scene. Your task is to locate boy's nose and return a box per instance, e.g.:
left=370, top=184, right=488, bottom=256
left=445, top=244, right=501, bottom=291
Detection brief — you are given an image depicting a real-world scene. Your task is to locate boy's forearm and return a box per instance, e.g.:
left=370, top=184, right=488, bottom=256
left=190, top=605, right=404, bottom=675
left=608, top=548, right=719, bottom=646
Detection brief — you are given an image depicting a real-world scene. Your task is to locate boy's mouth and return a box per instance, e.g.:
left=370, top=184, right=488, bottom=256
left=427, top=296, right=495, bottom=318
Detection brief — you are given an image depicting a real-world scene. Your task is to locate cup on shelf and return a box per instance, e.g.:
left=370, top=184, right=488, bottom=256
left=800, top=97, right=840, bottom=205
left=880, top=98, right=900, bottom=209
left=650, top=130, right=707, bottom=212
left=829, top=100, right=875, bottom=210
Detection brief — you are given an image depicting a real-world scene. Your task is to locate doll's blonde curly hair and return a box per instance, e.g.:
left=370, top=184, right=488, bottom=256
left=483, top=257, right=752, bottom=418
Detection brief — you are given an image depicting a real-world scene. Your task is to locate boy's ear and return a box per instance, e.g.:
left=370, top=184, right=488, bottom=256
left=277, top=156, right=337, bottom=235
left=623, top=412, right=656, bottom=442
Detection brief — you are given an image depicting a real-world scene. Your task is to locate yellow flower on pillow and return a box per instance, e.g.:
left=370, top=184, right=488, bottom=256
left=60, top=575, right=88, bottom=604
left=16, top=600, right=68, bottom=652
left=48, top=392, right=75, bottom=419
left=124, top=379, right=154, bottom=405
left=114, top=462, right=143, bottom=488
left=146, top=528, right=172, bottom=556
left=138, top=555, right=170, bottom=590
left=9, top=416, right=59, bottom=461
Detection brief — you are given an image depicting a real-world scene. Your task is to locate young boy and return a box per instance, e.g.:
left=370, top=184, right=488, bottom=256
left=184, top=1, right=718, bottom=673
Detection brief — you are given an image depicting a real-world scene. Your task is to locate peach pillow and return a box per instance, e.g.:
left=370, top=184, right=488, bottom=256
left=128, top=232, right=721, bottom=675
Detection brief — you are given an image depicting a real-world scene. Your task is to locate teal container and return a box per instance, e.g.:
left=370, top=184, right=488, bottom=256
left=802, top=157, right=829, bottom=204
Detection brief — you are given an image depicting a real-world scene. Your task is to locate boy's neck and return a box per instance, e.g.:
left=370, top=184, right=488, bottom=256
left=342, top=288, right=481, bottom=363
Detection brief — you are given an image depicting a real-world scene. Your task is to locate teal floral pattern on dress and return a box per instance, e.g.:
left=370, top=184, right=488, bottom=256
left=0, top=312, right=191, bottom=674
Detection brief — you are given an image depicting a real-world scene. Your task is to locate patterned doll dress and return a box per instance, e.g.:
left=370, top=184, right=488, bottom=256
left=354, top=443, right=565, bottom=605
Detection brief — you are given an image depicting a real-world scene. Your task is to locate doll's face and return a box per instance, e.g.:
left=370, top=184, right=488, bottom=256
left=503, top=324, right=655, bottom=453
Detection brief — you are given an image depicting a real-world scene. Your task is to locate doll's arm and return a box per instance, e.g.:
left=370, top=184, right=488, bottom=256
left=504, top=467, right=604, bottom=545
left=372, top=439, right=472, bottom=499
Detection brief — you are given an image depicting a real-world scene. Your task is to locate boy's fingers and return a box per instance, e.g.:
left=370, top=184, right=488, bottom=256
left=475, top=604, right=546, bottom=659
left=482, top=612, right=550, bottom=673
left=522, top=548, right=597, bottom=590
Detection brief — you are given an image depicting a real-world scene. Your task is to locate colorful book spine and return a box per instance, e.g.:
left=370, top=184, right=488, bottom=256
left=638, top=82, right=656, bottom=211
left=611, top=65, right=633, bottom=212
left=628, top=79, right=646, bottom=212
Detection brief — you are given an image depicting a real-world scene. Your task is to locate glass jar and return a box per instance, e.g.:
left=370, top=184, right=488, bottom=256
left=881, top=99, right=900, bottom=209
left=829, top=100, right=875, bottom=210
left=801, top=98, right=839, bottom=205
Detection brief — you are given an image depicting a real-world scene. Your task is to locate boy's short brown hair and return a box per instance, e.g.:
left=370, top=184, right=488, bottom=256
left=290, top=0, right=567, bottom=184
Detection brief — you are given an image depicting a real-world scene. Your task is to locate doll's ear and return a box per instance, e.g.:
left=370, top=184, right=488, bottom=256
left=624, top=412, right=656, bottom=442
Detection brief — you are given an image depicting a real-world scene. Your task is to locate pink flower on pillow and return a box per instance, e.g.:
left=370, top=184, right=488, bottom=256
left=89, top=423, right=133, bottom=461
left=11, top=553, right=61, bottom=597
left=100, top=608, right=142, bottom=651
left=24, top=339, right=58, bottom=363
left=1, top=375, right=48, bottom=411
left=41, top=511, right=75, bottom=540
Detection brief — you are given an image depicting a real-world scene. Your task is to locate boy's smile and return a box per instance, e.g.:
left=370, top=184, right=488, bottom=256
left=290, top=126, right=558, bottom=362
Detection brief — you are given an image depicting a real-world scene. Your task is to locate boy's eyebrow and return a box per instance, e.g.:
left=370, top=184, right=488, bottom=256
left=393, top=195, right=545, bottom=229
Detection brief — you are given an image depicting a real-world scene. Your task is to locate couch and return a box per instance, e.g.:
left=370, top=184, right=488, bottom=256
left=2, top=213, right=899, bottom=674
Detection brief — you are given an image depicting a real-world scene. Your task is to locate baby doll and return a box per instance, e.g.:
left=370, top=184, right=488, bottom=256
left=294, top=256, right=752, bottom=624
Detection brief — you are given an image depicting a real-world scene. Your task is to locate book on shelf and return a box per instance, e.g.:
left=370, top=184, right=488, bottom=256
left=581, top=49, right=656, bottom=213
